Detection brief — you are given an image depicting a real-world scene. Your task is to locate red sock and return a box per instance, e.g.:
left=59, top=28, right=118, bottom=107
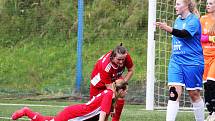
left=112, top=99, right=125, bottom=121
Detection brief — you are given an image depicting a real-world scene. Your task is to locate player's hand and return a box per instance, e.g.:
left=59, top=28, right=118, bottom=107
left=209, top=36, right=215, bottom=43
left=156, top=22, right=167, bottom=30
left=156, top=22, right=172, bottom=33
left=110, top=111, right=115, bottom=117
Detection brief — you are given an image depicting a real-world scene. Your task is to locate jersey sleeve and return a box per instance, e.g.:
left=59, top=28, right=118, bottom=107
left=100, top=90, right=114, bottom=114
left=125, top=53, right=133, bottom=69
left=185, top=18, right=200, bottom=37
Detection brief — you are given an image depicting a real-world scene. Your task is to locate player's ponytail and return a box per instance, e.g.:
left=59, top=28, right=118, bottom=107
left=185, top=0, right=200, bottom=17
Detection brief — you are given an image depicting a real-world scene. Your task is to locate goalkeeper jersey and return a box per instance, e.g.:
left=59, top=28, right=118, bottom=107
left=171, top=13, right=204, bottom=65
left=200, top=14, right=215, bottom=57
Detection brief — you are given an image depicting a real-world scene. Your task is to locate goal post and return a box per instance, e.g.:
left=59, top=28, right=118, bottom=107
left=146, top=0, right=157, bottom=110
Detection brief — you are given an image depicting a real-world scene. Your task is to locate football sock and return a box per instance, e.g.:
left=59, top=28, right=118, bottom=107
left=192, top=98, right=204, bottom=121
left=166, top=100, right=179, bottom=121
left=112, top=99, right=125, bottom=121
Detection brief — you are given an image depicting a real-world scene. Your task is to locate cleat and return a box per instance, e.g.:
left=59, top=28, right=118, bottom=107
left=209, top=112, right=215, bottom=121
left=11, top=107, right=30, bottom=120
left=205, top=112, right=215, bottom=121
left=205, top=115, right=211, bottom=121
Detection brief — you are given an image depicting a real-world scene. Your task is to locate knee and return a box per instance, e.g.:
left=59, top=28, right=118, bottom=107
left=189, top=91, right=201, bottom=102
left=169, top=86, right=178, bottom=101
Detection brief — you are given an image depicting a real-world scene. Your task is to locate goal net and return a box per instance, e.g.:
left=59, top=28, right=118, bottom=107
left=148, top=0, right=206, bottom=110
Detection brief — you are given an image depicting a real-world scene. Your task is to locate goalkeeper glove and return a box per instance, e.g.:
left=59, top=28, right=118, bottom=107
left=209, top=35, right=215, bottom=43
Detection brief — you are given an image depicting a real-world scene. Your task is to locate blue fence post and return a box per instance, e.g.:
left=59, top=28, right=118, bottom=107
left=76, top=0, right=84, bottom=92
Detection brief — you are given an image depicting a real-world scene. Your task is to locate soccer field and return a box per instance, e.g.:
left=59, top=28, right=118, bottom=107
left=0, top=99, right=197, bottom=121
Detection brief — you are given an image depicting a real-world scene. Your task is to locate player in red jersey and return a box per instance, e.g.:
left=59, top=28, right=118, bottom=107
left=89, top=44, right=134, bottom=121
left=11, top=79, right=128, bottom=121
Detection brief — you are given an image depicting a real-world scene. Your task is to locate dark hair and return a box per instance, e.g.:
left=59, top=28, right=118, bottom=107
left=110, top=44, right=127, bottom=59
left=115, top=82, right=128, bottom=92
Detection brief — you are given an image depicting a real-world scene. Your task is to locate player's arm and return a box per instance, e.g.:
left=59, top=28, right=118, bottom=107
left=123, top=53, right=134, bottom=83
left=171, top=29, right=192, bottom=38
left=99, top=90, right=114, bottom=121
left=156, top=22, right=173, bottom=33
left=124, top=65, right=134, bottom=83
left=156, top=22, right=192, bottom=37
left=99, top=111, right=108, bottom=121
left=105, top=83, right=113, bottom=90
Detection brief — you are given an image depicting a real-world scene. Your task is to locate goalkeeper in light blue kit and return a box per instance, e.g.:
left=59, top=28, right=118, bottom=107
left=156, top=0, right=204, bottom=121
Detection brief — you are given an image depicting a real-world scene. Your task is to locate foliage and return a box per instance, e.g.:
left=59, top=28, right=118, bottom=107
left=0, top=0, right=72, bottom=47
left=0, top=0, right=148, bottom=95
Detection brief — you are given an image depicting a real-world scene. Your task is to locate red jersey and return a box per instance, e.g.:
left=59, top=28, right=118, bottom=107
left=89, top=51, right=133, bottom=97
left=54, top=89, right=114, bottom=121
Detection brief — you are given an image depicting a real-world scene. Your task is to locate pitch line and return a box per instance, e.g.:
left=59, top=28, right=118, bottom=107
left=0, top=103, right=66, bottom=108
left=0, top=116, right=30, bottom=120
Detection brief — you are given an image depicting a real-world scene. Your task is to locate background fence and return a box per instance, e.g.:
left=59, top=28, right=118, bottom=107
left=0, top=0, right=208, bottom=108
left=0, top=0, right=148, bottom=104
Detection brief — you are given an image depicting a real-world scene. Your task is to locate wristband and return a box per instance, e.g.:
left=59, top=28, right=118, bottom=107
left=201, top=34, right=209, bottom=42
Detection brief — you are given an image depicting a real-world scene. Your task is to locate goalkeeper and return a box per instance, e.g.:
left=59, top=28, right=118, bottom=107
left=89, top=44, right=134, bottom=121
left=11, top=79, right=128, bottom=121
left=156, top=0, right=204, bottom=121
left=200, top=0, right=215, bottom=120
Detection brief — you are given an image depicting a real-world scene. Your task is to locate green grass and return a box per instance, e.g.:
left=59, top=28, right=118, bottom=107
left=0, top=99, right=199, bottom=121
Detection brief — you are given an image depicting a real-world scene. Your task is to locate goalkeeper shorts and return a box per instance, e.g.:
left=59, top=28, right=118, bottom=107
left=203, top=56, right=215, bottom=82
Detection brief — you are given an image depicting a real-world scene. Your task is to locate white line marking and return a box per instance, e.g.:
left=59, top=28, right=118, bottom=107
left=0, top=103, right=66, bottom=108
left=0, top=116, right=30, bottom=120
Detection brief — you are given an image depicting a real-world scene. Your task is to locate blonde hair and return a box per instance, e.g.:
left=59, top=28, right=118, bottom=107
left=183, top=0, right=200, bottom=16
left=112, top=79, right=128, bottom=93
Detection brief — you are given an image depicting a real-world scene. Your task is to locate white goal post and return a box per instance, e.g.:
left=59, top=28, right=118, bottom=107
left=146, top=0, right=156, bottom=110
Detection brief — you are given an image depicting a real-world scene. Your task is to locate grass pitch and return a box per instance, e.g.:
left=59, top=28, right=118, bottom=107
left=0, top=99, right=198, bottom=121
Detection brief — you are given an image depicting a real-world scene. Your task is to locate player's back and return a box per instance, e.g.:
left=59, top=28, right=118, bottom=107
left=64, top=89, right=113, bottom=121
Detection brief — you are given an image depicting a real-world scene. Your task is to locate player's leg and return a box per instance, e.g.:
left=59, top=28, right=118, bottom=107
left=166, top=62, right=183, bottom=121
left=184, top=65, right=204, bottom=121
left=11, top=107, right=53, bottom=121
left=204, top=80, right=214, bottom=115
left=112, top=98, right=125, bottom=121
left=204, top=57, right=215, bottom=121
left=166, top=85, right=182, bottom=121
left=111, top=78, right=127, bottom=121
left=188, top=90, right=204, bottom=121
left=204, top=57, right=212, bottom=114
left=205, top=79, right=215, bottom=121
left=205, top=80, right=215, bottom=121
left=54, top=105, right=82, bottom=121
